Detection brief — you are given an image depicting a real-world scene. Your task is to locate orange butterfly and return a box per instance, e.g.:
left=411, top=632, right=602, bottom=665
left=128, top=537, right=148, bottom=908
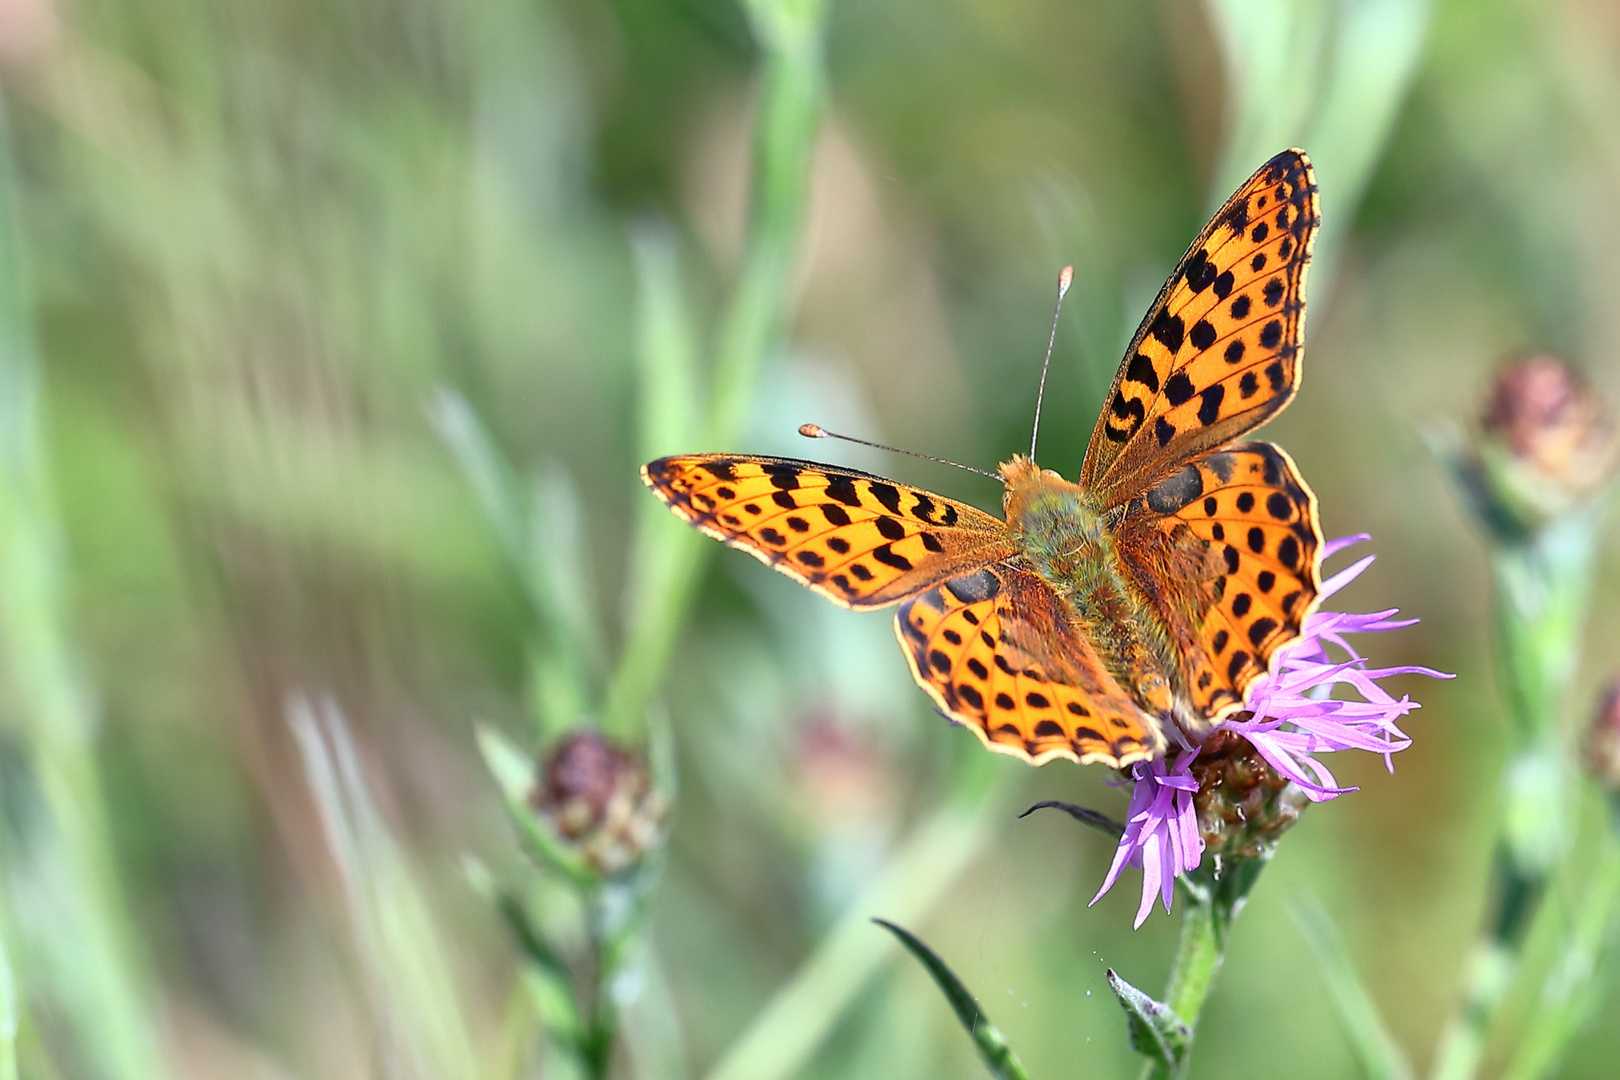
left=643, top=150, right=1322, bottom=769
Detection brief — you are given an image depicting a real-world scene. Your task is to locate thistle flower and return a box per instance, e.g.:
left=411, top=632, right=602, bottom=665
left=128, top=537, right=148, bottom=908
left=1466, top=354, right=1616, bottom=534
left=1094, top=536, right=1451, bottom=927
left=531, top=730, right=666, bottom=877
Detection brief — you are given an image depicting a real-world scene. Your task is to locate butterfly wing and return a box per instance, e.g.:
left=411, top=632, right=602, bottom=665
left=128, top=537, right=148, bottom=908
left=894, top=565, right=1163, bottom=767
left=1080, top=149, right=1319, bottom=506
left=1114, top=441, right=1323, bottom=724
left=642, top=454, right=1016, bottom=608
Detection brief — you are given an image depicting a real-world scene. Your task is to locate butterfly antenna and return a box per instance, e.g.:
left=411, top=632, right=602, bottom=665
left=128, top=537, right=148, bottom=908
left=1029, top=265, right=1074, bottom=461
left=798, top=424, right=1000, bottom=479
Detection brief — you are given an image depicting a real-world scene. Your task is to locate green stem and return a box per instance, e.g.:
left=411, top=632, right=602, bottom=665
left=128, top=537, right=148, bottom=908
left=604, top=0, right=826, bottom=737
left=703, top=756, right=1008, bottom=1080
left=1140, top=856, right=1268, bottom=1080
left=1502, top=817, right=1620, bottom=1080
left=1137, top=895, right=1221, bottom=1080
left=0, top=93, right=167, bottom=1080
left=1431, top=509, right=1598, bottom=1080
left=1165, top=893, right=1223, bottom=1027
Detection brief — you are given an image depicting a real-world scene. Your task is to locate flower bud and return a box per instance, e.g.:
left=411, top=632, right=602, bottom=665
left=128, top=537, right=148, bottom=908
left=531, top=730, right=665, bottom=877
left=1583, top=678, right=1620, bottom=791
left=1473, top=355, right=1616, bottom=530
left=1191, top=731, right=1307, bottom=861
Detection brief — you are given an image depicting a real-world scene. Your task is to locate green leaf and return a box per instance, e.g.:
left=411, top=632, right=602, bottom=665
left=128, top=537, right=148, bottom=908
left=1292, top=898, right=1412, bottom=1080
left=1017, top=800, right=1125, bottom=839
left=474, top=724, right=597, bottom=887
left=873, top=919, right=1031, bottom=1080
left=430, top=392, right=599, bottom=733
left=1106, top=968, right=1190, bottom=1077
left=289, top=697, right=482, bottom=1079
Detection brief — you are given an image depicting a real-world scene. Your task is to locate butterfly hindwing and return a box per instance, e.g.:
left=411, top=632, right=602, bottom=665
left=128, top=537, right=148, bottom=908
left=642, top=454, right=1015, bottom=608
left=1080, top=149, right=1319, bottom=506
left=1116, top=441, right=1323, bottom=723
left=894, top=565, right=1163, bottom=767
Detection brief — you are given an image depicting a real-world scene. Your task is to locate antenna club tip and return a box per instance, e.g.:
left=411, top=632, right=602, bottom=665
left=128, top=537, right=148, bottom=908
left=1058, top=265, right=1073, bottom=296
left=798, top=423, right=825, bottom=438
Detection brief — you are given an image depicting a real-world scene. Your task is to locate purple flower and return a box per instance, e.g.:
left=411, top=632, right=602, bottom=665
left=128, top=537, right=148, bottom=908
left=1092, top=536, right=1452, bottom=927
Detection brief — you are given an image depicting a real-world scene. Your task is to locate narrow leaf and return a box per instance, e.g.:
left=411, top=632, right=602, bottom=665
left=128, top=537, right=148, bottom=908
left=474, top=724, right=596, bottom=887
left=1292, top=898, right=1412, bottom=1080
left=1018, top=800, right=1125, bottom=838
left=1106, top=968, right=1190, bottom=1075
left=873, top=919, right=1031, bottom=1080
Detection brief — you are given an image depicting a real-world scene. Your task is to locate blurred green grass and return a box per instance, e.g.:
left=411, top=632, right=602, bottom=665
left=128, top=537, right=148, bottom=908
left=0, top=0, right=1615, bottom=1075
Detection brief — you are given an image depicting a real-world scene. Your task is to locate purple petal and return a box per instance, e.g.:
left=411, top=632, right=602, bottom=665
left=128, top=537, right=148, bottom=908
left=1090, top=534, right=1451, bottom=925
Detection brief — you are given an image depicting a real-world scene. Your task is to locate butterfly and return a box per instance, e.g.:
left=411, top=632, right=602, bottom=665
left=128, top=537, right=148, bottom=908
left=642, top=149, right=1322, bottom=769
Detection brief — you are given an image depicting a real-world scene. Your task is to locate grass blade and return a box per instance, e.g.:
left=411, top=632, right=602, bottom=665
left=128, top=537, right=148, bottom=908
left=874, top=919, right=1031, bottom=1080
left=1293, top=897, right=1413, bottom=1080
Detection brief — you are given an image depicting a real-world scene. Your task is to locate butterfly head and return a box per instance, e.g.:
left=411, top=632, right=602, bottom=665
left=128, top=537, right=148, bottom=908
left=998, top=455, right=1105, bottom=547
left=995, top=454, right=1064, bottom=489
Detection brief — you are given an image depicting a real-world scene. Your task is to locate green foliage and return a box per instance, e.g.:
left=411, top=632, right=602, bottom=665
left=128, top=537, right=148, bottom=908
left=875, top=919, right=1032, bottom=1080
left=1293, top=898, right=1412, bottom=1080
left=0, top=0, right=1617, bottom=1075
left=1106, top=968, right=1190, bottom=1079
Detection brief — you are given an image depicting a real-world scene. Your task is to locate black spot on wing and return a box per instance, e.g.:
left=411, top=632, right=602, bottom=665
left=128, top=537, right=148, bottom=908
left=825, top=476, right=860, bottom=506
left=869, top=482, right=903, bottom=514
left=945, top=570, right=1000, bottom=604
left=873, top=544, right=912, bottom=571
left=764, top=463, right=799, bottom=490
left=1127, top=352, right=1160, bottom=393
left=1151, top=310, right=1185, bottom=354
left=1146, top=464, right=1204, bottom=514
left=1165, top=373, right=1195, bottom=406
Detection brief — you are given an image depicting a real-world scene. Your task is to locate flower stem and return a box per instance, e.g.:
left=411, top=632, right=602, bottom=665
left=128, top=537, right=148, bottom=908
left=1140, top=858, right=1266, bottom=1080
left=1430, top=499, right=1602, bottom=1080
left=1501, top=797, right=1620, bottom=1080
left=1164, top=891, right=1224, bottom=1028
left=604, top=0, right=826, bottom=737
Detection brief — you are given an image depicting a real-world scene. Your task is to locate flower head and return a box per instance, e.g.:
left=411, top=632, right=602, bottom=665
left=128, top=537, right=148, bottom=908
left=1466, top=355, right=1616, bottom=534
left=532, top=730, right=666, bottom=877
left=1093, top=537, right=1451, bottom=927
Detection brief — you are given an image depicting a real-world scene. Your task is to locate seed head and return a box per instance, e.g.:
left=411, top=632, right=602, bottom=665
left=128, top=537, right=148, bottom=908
left=1191, top=731, right=1308, bottom=861
left=532, top=730, right=664, bottom=877
left=1474, top=355, right=1616, bottom=529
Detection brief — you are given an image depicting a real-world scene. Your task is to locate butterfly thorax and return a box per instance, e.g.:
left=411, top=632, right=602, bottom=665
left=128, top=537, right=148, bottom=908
left=999, top=456, right=1180, bottom=723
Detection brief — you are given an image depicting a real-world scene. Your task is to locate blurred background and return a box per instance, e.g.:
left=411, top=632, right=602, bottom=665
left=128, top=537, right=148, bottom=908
left=0, top=0, right=1615, bottom=1075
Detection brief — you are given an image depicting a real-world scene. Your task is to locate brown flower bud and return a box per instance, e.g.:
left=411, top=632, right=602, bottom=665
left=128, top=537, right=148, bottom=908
left=532, top=730, right=665, bottom=877
left=1583, top=679, right=1620, bottom=790
left=1191, top=731, right=1308, bottom=860
left=1476, top=355, right=1616, bottom=525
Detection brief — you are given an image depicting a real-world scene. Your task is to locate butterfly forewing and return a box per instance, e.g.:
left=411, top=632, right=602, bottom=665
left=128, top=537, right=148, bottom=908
left=1080, top=149, right=1319, bottom=506
left=1117, top=441, right=1323, bottom=722
left=642, top=455, right=1015, bottom=608
left=895, top=566, right=1163, bottom=767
